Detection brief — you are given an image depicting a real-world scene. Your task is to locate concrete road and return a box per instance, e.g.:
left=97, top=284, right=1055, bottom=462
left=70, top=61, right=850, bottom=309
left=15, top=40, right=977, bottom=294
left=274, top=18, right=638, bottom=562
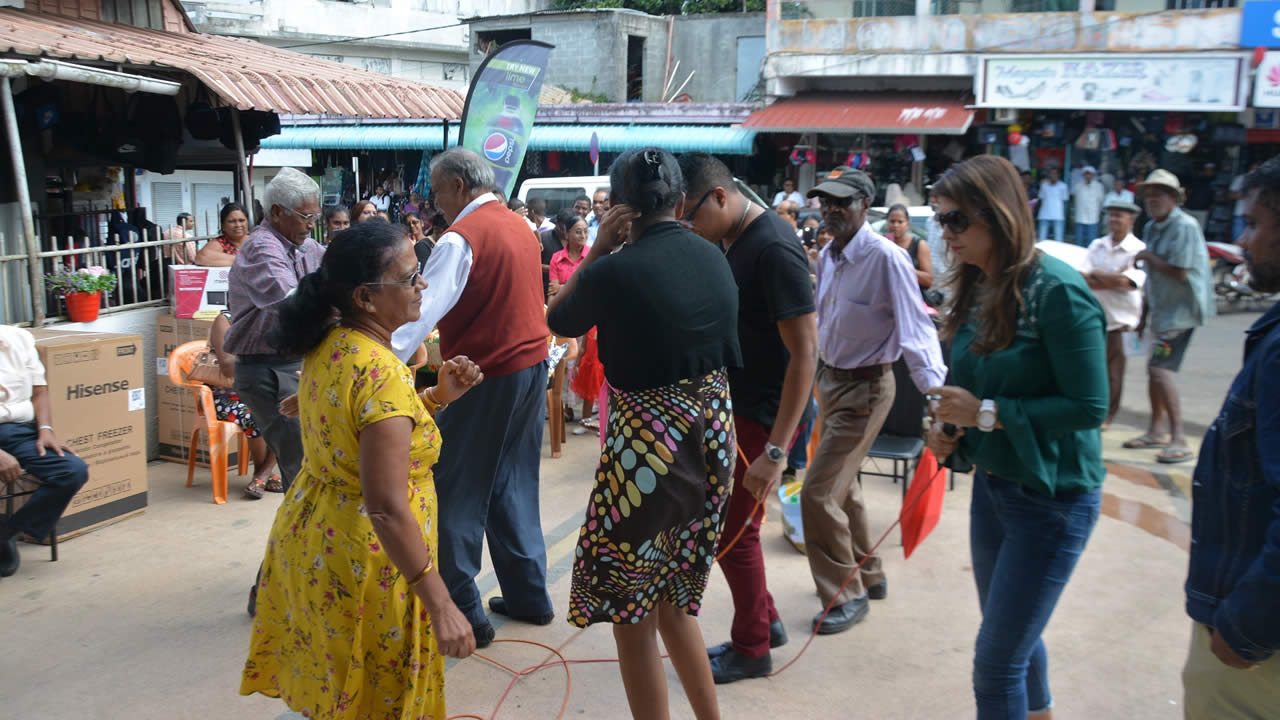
left=0, top=306, right=1267, bottom=720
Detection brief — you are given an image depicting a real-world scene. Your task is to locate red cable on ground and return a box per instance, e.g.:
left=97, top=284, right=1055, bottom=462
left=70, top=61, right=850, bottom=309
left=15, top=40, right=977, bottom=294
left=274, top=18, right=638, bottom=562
left=445, top=451, right=950, bottom=720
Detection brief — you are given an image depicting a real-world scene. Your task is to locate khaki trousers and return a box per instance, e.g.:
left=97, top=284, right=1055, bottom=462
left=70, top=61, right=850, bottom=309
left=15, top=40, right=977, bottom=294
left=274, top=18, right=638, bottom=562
left=800, top=364, right=895, bottom=605
left=1183, top=622, right=1280, bottom=719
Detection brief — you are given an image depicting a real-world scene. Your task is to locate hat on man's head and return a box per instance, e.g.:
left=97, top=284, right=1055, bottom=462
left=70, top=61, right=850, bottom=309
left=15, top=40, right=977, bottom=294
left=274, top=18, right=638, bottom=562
left=807, top=167, right=874, bottom=201
left=1081, top=165, right=1098, bottom=175
left=1135, top=169, right=1185, bottom=199
left=1104, top=199, right=1141, bottom=215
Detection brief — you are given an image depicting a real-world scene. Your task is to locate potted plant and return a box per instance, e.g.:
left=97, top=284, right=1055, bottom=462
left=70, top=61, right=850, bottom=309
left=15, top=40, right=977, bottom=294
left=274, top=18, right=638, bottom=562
left=45, top=266, right=118, bottom=322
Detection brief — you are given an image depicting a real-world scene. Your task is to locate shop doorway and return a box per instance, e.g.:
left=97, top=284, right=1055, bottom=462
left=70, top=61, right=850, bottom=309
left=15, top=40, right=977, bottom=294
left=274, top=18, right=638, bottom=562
left=627, top=36, right=645, bottom=102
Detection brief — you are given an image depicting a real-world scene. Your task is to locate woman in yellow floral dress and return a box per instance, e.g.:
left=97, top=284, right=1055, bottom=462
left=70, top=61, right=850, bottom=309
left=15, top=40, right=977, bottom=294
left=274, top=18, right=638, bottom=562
left=241, top=221, right=482, bottom=719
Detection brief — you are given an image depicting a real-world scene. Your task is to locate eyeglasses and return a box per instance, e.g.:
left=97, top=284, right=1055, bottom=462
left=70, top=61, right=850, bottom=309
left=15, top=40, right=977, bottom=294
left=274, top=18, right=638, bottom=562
left=283, top=205, right=321, bottom=225
left=681, top=188, right=716, bottom=223
left=934, top=208, right=994, bottom=235
left=818, top=195, right=855, bottom=211
left=367, top=269, right=422, bottom=288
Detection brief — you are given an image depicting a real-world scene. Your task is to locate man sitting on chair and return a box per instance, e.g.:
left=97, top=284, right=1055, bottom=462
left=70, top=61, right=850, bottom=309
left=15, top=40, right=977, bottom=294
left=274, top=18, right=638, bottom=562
left=0, top=324, right=87, bottom=577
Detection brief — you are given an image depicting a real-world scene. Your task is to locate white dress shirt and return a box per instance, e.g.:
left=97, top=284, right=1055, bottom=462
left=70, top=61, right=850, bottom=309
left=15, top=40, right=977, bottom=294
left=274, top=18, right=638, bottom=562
left=390, top=193, right=498, bottom=361
left=815, top=223, right=948, bottom=394
left=0, top=325, right=47, bottom=424
left=1081, top=232, right=1147, bottom=332
left=1037, top=181, right=1068, bottom=221
left=1072, top=180, right=1105, bottom=225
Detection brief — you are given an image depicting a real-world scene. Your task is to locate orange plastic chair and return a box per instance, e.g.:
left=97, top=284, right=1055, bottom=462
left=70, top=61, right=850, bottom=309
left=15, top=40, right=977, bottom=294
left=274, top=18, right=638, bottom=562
left=168, top=340, right=250, bottom=504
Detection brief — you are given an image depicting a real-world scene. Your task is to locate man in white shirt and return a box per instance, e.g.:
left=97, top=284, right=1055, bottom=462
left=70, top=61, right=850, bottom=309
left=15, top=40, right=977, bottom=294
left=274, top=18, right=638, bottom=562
left=1037, top=167, right=1068, bottom=242
left=370, top=185, right=391, bottom=213
left=1072, top=166, right=1106, bottom=247
left=1080, top=199, right=1146, bottom=428
left=1103, top=176, right=1135, bottom=209
left=772, top=178, right=804, bottom=208
left=586, top=189, right=608, bottom=245
left=0, top=325, right=88, bottom=577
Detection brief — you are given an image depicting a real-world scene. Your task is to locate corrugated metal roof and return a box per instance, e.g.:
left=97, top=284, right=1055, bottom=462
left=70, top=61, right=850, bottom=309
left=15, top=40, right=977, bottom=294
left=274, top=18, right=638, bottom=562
left=743, top=93, right=973, bottom=135
left=260, top=124, right=759, bottom=155
left=0, top=8, right=463, bottom=120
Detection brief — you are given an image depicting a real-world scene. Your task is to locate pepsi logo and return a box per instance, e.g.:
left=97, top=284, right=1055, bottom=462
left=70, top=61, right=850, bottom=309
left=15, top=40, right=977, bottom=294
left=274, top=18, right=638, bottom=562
left=483, top=132, right=509, bottom=161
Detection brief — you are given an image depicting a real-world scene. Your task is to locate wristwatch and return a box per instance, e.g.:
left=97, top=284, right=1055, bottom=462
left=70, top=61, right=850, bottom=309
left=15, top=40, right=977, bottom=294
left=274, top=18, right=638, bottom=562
left=764, top=442, right=786, bottom=463
left=977, top=400, right=998, bottom=432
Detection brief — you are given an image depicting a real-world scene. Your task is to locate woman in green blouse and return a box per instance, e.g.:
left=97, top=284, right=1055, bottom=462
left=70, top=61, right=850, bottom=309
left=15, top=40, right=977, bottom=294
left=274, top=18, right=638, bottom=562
left=925, top=155, right=1109, bottom=720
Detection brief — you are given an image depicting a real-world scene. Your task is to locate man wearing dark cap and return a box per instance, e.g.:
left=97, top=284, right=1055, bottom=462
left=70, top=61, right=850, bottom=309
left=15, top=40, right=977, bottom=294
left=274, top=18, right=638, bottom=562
left=1080, top=200, right=1147, bottom=429
left=803, top=167, right=947, bottom=635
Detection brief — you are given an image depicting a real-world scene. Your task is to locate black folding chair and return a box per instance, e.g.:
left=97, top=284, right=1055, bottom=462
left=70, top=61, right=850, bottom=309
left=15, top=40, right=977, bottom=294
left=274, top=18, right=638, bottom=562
left=857, top=358, right=954, bottom=499
left=1, top=473, right=58, bottom=562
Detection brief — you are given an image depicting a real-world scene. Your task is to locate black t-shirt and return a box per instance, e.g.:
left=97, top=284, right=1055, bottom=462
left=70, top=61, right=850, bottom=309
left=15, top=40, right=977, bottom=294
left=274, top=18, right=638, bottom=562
left=546, top=221, right=742, bottom=392
left=725, top=211, right=816, bottom=428
left=540, top=227, right=563, bottom=299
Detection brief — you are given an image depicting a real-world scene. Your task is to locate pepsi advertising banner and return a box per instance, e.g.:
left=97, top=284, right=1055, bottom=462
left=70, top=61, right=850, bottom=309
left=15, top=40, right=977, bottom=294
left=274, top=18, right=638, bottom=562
left=458, top=40, right=554, bottom=199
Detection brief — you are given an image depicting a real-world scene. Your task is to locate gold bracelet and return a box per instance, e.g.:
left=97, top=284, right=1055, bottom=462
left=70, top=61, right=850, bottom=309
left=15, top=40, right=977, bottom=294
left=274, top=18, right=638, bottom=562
left=406, top=561, right=432, bottom=588
left=425, top=386, right=448, bottom=412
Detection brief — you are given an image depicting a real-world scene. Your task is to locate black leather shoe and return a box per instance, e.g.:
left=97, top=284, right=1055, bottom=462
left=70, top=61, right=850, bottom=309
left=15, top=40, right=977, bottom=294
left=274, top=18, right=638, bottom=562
left=709, top=647, right=772, bottom=684
left=708, top=618, right=788, bottom=658
left=812, top=595, right=869, bottom=635
left=473, top=621, right=496, bottom=649
left=0, top=536, right=19, bottom=577
left=488, top=596, right=554, bottom=625
left=868, top=580, right=887, bottom=601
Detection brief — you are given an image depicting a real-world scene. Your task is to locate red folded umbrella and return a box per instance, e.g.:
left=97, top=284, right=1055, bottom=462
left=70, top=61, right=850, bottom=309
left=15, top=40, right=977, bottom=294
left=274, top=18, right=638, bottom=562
left=900, top=448, right=947, bottom=559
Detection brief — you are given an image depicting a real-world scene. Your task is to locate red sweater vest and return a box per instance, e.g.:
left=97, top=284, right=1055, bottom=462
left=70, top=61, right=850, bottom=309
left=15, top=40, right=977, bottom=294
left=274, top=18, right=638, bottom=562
left=437, top=200, right=549, bottom=378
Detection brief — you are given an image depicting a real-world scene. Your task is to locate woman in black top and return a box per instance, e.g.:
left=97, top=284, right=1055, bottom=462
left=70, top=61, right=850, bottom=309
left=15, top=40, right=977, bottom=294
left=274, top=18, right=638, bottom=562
left=885, top=203, right=934, bottom=290
left=548, top=148, right=740, bottom=720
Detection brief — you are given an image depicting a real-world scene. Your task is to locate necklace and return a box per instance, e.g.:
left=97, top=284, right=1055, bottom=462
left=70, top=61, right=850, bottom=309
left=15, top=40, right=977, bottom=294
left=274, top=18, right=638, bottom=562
left=721, top=201, right=752, bottom=254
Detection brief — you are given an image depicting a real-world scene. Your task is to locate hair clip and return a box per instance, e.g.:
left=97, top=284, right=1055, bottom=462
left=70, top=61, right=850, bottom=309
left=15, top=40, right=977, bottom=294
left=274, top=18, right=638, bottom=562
left=643, top=150, right=662, bottom=166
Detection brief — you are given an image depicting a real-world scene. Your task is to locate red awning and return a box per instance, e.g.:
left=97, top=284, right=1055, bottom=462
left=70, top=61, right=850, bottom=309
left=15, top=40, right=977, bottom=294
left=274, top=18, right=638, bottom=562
left=743, top=93, right=974, bottom=136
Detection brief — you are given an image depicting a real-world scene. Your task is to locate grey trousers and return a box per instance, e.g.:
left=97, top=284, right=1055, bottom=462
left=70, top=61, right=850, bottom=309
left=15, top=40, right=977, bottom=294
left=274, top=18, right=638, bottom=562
left=233, top=357, right=303, bottom=491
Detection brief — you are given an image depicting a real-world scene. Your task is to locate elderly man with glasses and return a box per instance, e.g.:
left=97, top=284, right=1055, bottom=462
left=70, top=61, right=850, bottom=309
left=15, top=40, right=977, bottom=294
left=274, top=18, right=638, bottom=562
left=802, top=166, right=948, bottom=635
left=224, top=167, right=325, bottom=610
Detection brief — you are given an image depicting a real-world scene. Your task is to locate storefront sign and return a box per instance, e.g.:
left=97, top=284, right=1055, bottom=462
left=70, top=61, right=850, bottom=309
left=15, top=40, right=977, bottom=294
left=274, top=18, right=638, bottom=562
left=1255, top=51, right=1280, bottom=108
left=1240, top=1, right=1280, bottom=48
left=975, top=54, right=1248, bottom=112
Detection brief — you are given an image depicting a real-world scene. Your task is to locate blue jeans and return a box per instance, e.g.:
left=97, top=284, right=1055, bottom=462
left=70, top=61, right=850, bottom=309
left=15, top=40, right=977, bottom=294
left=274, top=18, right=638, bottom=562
left=1075, top=223, right=1098, bottom=247
left=787, top=395, right=819, bottom=470
left=970, top=469, right=1100, bottom=719
left=434, top=361, right=552, bottom=627
left=1036, top=219, right=1064, bottom=243
left=0, top=422, right=89, bottom=539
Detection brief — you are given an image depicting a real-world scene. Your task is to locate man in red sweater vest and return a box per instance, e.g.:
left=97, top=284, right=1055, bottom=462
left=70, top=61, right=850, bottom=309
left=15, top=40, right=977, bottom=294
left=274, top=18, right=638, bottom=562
left=392, top=149, right=551, bottom=649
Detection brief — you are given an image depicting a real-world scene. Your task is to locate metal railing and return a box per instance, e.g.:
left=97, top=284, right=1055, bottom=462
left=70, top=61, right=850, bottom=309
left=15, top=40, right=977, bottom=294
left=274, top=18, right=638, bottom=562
left=0, top=230, right=216, bottom=326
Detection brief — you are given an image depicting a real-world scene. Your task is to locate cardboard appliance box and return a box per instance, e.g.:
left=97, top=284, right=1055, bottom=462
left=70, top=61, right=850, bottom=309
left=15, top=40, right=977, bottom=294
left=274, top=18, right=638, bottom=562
left=169, top=264, right=230, bottom=319
left=26, top=329, right=148, bottom=541
left=154, top=313, right=242, bottom=468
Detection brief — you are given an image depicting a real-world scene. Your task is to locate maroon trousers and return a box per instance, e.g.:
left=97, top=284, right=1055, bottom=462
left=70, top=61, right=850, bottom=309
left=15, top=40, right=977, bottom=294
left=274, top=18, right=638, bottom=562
left=718, top=415, right=795, bottom=659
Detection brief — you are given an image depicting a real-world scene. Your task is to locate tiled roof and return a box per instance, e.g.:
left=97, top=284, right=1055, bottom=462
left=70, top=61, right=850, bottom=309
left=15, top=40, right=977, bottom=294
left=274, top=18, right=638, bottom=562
left=0, top=8, right=463, bottom=120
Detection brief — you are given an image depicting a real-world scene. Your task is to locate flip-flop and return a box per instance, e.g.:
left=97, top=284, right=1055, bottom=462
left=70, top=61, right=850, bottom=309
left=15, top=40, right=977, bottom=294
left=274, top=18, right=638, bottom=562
left=1156, top=447, right=1195, bottom=464
left=243, top=476, right=266, bottom=499
left=1123, top=435, right=1169, bottom=449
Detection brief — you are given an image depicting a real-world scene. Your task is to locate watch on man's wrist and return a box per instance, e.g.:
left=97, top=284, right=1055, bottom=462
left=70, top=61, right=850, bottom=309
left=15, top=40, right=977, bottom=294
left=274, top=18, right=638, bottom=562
left=764, top=442, right=786, bottom=463
left=977, top=400, right=998, bottom=432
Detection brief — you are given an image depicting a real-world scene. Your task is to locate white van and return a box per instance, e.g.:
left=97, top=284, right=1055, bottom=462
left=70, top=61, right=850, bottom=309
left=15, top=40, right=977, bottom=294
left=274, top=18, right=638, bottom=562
left=517, top=176, right=610, bottom=217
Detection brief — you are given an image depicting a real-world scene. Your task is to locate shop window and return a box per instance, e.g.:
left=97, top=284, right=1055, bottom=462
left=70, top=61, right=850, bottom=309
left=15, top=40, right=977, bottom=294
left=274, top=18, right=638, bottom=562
left=475, top=29, right=533, bottom=59
left=627, top=35, right=645, bottom=102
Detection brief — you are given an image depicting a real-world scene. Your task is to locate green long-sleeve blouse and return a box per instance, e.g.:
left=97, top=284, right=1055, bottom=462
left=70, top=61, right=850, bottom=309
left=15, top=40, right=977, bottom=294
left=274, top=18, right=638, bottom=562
left=950, top=252, right=1109, bottom=497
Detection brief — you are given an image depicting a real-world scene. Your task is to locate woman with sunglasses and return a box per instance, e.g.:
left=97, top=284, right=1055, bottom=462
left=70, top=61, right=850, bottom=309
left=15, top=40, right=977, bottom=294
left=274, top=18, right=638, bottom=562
left=241, top=221, right=483, bottom=718
left=926, top=155, right=1108, bottom=720
left=547, top=147, right=740, bottom=720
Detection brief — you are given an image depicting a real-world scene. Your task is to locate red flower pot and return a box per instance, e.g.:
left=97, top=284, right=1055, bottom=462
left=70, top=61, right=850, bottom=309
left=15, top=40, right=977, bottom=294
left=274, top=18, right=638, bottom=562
left=65, top=291, right=101, bottom=322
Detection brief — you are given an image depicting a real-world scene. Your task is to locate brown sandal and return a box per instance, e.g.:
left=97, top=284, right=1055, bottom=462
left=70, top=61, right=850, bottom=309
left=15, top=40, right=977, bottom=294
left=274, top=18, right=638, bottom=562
left=264, top=473, right=284, bottom=493
left=243, top=476, right=266, bottom=499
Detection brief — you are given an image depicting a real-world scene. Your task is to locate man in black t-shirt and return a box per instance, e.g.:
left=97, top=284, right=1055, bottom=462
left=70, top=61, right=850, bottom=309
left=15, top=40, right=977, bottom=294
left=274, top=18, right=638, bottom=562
left=678, top=153, right=819, bottom=684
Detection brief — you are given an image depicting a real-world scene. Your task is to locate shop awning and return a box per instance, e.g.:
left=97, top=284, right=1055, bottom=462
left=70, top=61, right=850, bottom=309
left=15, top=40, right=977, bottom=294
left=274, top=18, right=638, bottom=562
left=743, top=93, right=974, bottom=135
left=260, top=124, right=760, bottom=155
left=0, top=8, right=463, bottom=120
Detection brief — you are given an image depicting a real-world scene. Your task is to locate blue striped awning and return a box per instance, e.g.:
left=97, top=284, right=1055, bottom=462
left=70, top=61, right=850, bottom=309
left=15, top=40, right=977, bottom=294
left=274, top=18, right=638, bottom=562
left=260, top=124, right=758, bottom=155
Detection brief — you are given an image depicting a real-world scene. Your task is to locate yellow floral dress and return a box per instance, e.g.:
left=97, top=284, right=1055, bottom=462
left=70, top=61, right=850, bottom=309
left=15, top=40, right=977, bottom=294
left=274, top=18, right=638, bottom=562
left=241, top=327, right=445, bottom=720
